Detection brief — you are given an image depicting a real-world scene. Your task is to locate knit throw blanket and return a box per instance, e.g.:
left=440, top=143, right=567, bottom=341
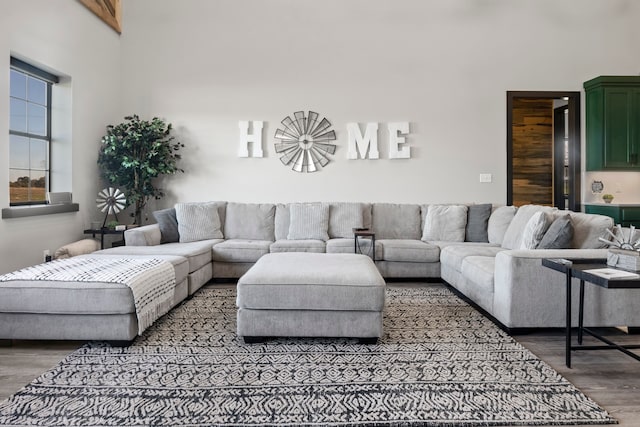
left=0, top=257, right=175, bottom=335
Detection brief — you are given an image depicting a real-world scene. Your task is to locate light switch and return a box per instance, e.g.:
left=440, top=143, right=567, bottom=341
left=479, top=173, right=492, bottom=183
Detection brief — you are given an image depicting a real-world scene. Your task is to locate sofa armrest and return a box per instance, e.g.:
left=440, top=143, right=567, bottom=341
left=124, top=224, right=162, bottom=246
left=492, top=249, right=608, bottom=328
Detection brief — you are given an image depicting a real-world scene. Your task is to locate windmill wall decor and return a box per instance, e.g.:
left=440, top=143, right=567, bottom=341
left=274, top=111, right=337, bottom=173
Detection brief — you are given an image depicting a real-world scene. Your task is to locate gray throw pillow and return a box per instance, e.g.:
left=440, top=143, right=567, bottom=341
left=465, top=204, right=491, bottom=243
left=287, top=202, right=329, bottom=240
left=538, top=215, right=574, bottom=249
left=153, top=208, right=179, bottom=244
left=520, top=211, right=551, bottom=249
left=329, top=202, right=365, bottom=238
left=175, top=201, right=224, bottom=243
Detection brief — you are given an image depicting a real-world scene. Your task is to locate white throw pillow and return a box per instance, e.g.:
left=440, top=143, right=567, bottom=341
left=520, top=211, right=551, bottom=249
left=175, top=202, right=223, bottom=243
left=288, top=202, right=330, bottom=240
left=422, top=205, right=468, bottom=242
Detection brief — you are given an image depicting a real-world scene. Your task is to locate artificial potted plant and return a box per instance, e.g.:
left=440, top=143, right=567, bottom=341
left=97, top=114, right=184, bottom=225
left=602, top=194, right=614, bottom=204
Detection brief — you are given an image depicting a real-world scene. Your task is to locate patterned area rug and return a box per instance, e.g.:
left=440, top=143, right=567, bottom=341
left=0, top=285, right=616, bottom=426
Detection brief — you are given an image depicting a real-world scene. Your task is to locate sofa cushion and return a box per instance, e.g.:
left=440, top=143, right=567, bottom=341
left=487, top=206, right=517, bottom=245
left=379, top=239, right=439, bottom=263
left=176, top=201, right=224, bottom=242
left=329, top=202, right=366, bottom=238
left=466, top=204, right=492, bottom=243
left=372, top=203, right=421, bottom=240
left=460, top=256, right=496, bottom=311
left=288, top=202, right=330, bottom=241
left=274, top=203, right=290, bottom=241
left=538, top=214, right=574, bottom=249
left=96, top=240, right=218, bottom=273
left=565, top=211, right=614, bottom=249
left=270, top=239, right=326, bottom=253
left=422, top=205, right=468, bottom=242
left=431, top=241, right=500, bottom=251
left=520, top=211, right=552, bottom=249
left=153, top=208, right=179, bottom=244
left=326, top=238, right=383, bottom=261
left=501, top=205, right=557, bottom=250
left=212, top=239, right=272, bottom=263
left=439, top=245, right=505, bottom=274
left=224, top=202, right=276, bottom=241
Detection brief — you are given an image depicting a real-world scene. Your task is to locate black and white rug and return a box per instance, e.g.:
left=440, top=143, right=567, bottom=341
left=0, top=285, right=616, bottom=426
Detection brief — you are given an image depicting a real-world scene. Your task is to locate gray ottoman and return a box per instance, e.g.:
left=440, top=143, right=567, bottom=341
left=236, top=252, right=385, bottom=343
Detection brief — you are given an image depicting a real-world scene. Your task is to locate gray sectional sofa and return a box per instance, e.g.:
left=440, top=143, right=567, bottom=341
left=95, top=201, right=640, bottom=331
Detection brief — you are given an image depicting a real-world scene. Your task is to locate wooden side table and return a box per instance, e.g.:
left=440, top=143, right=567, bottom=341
left=353, top=229, right=375, bottom=261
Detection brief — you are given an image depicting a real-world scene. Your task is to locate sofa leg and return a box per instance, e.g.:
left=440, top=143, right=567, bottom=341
left=358, top=337, right=378, bottom=345
left=243, top=336, right=265, bottom=344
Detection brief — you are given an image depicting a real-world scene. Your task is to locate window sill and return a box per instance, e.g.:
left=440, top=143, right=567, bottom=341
left=2, top=203, right=79, bottom=219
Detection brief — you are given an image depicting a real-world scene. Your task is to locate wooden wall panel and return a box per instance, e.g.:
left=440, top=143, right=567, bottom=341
left=512, top=98, right=553, bottom=206
left=79, top=0, right=121, bottom=34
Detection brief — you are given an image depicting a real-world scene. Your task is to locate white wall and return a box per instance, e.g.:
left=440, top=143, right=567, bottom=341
left=2, top=0, right=640, bottom=273
left=0, top=1, right=121, bottom=273
left=120, top=0, right=640, bottom=208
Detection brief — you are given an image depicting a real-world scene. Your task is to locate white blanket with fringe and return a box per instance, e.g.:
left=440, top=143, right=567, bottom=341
left=0, top=257, right=175, bottom=335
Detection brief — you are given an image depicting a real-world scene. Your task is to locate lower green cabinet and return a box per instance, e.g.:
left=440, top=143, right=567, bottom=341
left=584, top=204, right=640, bottom=227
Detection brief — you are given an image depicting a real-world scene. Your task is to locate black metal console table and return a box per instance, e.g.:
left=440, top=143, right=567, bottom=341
left=353, top=229, right=375, bottom=261
left=542, top=258, right=640, bottom=368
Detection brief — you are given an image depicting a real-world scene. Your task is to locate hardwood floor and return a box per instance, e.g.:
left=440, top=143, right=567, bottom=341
left=1, top=282, right=638, bottom=426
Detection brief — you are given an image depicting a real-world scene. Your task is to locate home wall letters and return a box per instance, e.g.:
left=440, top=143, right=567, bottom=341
left=238, top=119, right=412, bottom=163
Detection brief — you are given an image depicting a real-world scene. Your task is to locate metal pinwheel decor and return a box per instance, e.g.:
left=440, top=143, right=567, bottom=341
left=599, top=224, right=640, bottom=251
left=96, top=187, right=126, bottom=228
left=274, top=110, right=337, bottom=173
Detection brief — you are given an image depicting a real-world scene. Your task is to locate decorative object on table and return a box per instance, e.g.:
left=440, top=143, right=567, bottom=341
left=97, top=115, right=184, bottom=225
left=46, top=191, right=73, bottom=205
left=598, top=224, right=639, bottom=250
left=591, top=180, right=604, bottom=194
left=274, top=110, right=336, bottom=173
left=602, top=193, right=614, bottom=203
left=598, top=224, right=640, bottom=270
left=607, top=248, right=640, bottom=271
left=96, top=187, right=126, bottom=228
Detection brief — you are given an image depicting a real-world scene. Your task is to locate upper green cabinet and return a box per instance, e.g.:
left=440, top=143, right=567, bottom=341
left=585, top=76, right=640, bottom=170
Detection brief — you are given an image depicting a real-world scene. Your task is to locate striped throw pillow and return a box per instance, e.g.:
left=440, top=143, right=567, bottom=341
left=175, top=202, right=223, bottom=243
left=287, top=202, right=330, bottom=241
left=329, top=202, right=365, bottom=238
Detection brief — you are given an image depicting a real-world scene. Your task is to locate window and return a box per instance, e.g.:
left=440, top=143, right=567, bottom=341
left=9, top=57, right=59, bottom=205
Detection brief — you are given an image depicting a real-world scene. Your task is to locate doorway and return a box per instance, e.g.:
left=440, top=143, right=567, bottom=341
left=506, top=91, right=581, bottom=211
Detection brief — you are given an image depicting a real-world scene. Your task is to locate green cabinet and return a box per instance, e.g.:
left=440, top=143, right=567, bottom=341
left=584, top=204, right=640, bottom=227
left=585, top=76, right=640, bottom=170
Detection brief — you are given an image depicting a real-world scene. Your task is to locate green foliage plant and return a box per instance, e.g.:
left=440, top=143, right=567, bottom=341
left=98, top=115, right=184, bottom=224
